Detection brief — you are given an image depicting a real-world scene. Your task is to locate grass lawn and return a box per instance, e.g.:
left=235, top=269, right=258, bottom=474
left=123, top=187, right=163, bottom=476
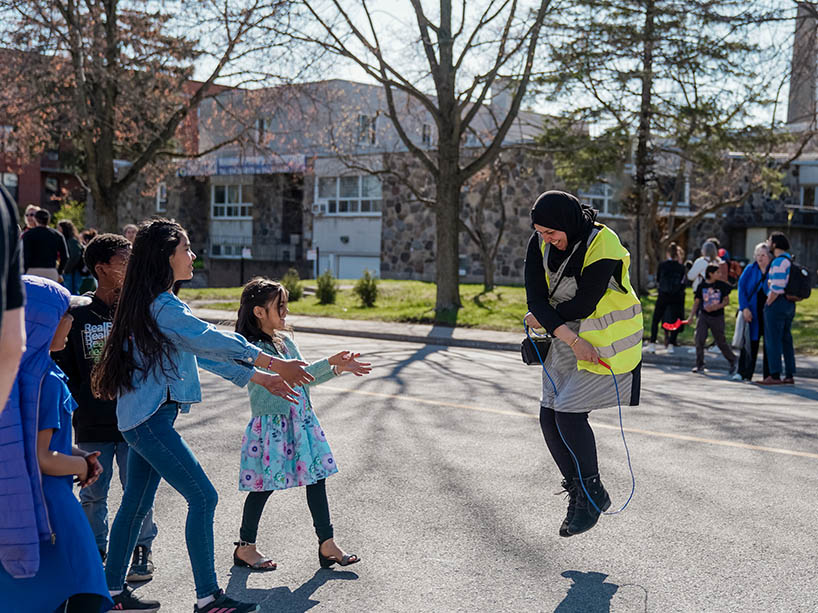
left=180, top=281, right=818, bottom=354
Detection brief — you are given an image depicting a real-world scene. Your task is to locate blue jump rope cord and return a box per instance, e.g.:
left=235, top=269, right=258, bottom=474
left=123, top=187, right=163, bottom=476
left=525, top=322, right=635, bottom=515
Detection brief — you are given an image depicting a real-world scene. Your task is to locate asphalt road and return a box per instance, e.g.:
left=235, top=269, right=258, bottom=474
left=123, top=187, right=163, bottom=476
left=113, top=332, right=818, bottom=613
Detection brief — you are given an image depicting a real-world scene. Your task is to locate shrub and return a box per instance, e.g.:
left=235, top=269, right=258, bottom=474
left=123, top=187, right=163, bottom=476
left=353, top=269, right=378, bottom=307
left=281, top=268, right=303, bottom=301
left=315, top=269, right=337, bottom=304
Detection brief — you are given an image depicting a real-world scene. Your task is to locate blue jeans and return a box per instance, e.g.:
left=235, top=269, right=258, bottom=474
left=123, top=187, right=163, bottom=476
left=61, top=271, right=82, bottom=294
left=105, top=403, right=219, bottom=598
left=77, top=441, right=157, bottom=554
left=764, top=298, right=796, bottom=378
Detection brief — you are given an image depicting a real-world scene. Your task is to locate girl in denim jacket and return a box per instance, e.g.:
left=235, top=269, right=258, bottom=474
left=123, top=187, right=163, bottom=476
left=232, top=277, right=371, bottom=573
left=92, top=219, right=313, bottom=613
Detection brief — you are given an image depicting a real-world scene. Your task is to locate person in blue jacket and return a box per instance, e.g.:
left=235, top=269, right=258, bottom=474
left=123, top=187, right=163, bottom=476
left=735, top=243, right=771, bottom=382
left=91, top=219, right=313, bottom=613
left=0, top=275, right=112, bottom=612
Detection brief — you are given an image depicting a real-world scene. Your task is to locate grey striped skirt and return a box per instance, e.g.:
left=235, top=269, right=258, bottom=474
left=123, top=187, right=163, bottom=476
left=540, top=321, right=641, bottom=413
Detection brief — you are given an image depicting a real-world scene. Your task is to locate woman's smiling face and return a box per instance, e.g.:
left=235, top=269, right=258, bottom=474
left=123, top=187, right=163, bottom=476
left=534, top=224, right=568, bottom=251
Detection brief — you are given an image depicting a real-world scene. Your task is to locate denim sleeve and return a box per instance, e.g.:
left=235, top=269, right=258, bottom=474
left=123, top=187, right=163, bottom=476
left=198, top=357, right=256, bottom=388
left=153, top=299, right=261, bottom=365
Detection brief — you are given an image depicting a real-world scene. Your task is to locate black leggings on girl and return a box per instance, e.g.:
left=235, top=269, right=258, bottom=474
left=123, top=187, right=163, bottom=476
left=539, top=407, right=599, bottom=480
left=240, top=479, right=333, bottom=544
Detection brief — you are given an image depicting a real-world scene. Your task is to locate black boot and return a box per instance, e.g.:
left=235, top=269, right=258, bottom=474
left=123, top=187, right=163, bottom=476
left=557, top=479, right=578, bottom=538
left=567, top=474, right=611, bottom=536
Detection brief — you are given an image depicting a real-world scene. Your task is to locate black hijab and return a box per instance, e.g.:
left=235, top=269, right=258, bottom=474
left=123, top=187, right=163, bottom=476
left=530, top=190, right=598, bottom=271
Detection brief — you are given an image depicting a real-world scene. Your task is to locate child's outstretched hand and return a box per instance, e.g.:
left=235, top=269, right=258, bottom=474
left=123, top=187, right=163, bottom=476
left=251, top=371, right=299, bottom=403
left=330, top=351, right=372, bottom=377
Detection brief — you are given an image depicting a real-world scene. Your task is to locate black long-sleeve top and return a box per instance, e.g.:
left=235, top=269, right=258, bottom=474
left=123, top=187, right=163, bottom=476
left=524, top=232, right=621, bottom=334
left=22, top=225, right=68, bottom=272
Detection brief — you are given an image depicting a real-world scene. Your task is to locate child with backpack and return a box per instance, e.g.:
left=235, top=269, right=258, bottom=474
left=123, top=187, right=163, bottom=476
left=232, top=277, right=371, bottom=572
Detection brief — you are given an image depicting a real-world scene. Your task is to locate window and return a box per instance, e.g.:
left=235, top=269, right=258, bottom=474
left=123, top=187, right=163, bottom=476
left=314, top=175, right=382, bottom=216
left=579, top=184, right=621, bottom=216
left=0, top=126, right=14, bottom=153
left=211, top=183, right=253, bottom=219
left=656, top=175, right=689, bottom=208
left=422, top=124, right=432, bottom=146
left=357, top=114, right=376, bottom=145
left=1, top=173, right=18, bottom=202
left=801, top=185, right=817, bottom=207
left=156, top=182, right=167, bottom=212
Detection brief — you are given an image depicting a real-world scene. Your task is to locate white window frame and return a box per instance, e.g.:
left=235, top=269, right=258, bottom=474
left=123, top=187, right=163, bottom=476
left=156, top=182, right=167, bottom=212
left=211, top=183, right=253, bottom=220
left=580, top=184, right=623, bottom=217
left=357, top=114, right=377, bottom=145
left=657, top=176, right=690, bottom=209
left=313, top=175, right=383, bottom=217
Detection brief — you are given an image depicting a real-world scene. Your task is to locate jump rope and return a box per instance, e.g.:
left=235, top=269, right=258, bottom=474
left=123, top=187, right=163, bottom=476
left=524, top=321, right=636, bottom=515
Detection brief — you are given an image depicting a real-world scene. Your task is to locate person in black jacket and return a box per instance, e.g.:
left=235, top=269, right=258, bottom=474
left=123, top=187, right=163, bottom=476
left=22, top=208, right=68, bottom=281
left=52, top=233, right=158, bottom=583
left=646, top=242, right=687, bottom=354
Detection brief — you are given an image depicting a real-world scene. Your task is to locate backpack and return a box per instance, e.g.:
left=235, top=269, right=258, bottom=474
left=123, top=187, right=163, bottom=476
left=783, top=256, right=812, bottom=302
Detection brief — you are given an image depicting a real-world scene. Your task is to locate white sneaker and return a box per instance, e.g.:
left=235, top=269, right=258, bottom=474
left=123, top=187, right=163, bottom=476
left=687, top=347, right=697, bottom=354
left=644, top=342, right=656, bottom=354
left=665, top=345, right=675, bottom=354
left=730, top=372, right=743, bottom=381
left=707, top=345, right=721, bottom=354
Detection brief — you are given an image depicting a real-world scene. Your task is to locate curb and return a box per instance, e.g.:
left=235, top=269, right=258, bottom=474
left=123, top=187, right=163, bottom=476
left=197, top=312, right=818, bottom=380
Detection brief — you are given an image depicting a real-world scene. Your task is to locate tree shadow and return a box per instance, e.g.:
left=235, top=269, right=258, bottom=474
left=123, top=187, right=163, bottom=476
left=554, top=570, right=621, bottom=612
left=225, top=567, right=358, bottom=613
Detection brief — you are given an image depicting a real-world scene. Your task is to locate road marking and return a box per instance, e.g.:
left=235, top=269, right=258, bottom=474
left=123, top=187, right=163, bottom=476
left=322, top=385, right=818, bottom=461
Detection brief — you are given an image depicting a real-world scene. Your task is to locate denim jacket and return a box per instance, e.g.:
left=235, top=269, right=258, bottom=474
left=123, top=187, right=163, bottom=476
left=117, top=292, right=261, bottom=431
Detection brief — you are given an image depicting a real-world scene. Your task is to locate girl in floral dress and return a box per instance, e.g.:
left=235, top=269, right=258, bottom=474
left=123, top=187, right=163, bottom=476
left=233, top=277, right=371, bottom=571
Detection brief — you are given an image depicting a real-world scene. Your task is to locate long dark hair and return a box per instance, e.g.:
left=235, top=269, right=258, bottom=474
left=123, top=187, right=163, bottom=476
left=92, top=218, right=186, bottom=400
left=58, top=219, right=77, bottom=240
left=235, top=277, right=288, bottom=346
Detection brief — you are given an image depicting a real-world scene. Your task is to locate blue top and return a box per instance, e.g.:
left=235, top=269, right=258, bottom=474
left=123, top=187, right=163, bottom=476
left=116, top=292, right=262, bottom=431
left=737, top=261, right=767, bottom=341
left=0, top=276, right=69, bottom=579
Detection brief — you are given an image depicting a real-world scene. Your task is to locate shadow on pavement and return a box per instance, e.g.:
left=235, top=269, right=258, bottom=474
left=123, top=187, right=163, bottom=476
left=225, top=567, right=358, bottom=612
left=554, top=570, right=620, bottom=613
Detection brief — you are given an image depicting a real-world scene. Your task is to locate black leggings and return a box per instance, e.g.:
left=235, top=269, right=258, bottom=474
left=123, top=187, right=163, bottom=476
left=539, top=407, right=599, bottom=481
left=649, top=292, right=684, bottom=344
left=240, top=479, right=333, bottom=544
left=61, top=593, right=105, bottom=612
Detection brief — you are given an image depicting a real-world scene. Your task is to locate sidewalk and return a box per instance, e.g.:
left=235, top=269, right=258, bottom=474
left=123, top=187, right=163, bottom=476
left=194, top=307, right=818, bottom=380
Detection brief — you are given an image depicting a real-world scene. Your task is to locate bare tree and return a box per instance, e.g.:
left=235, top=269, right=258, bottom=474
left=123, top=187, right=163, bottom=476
left=0, top=0, right=292, bottom=230
left=288, top=0, right=552, bottom=316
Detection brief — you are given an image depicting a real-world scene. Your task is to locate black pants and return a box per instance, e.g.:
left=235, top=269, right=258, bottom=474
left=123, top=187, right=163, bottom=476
left=61, top=593, right=105, bottom=612
left=539, top=407, right=599, bottom=481
left=240, top=479, right=333, bottom=544
left=649, top=292, right=684, bottom=345
left=739, top=338, right=769, bottom=381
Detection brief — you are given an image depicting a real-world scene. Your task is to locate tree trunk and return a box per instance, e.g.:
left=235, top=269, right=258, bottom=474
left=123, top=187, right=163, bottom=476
left=434, top=165, right=462, bottom=314
left=87, top=180, right=119, bottom=232
left=482, top=251, right=495, bottom=291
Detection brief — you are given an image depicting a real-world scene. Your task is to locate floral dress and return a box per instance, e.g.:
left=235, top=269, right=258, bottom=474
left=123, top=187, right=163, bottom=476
left=238, top=342, right=338, bottom=491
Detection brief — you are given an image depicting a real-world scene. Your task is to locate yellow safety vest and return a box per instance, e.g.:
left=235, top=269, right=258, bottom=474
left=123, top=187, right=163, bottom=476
left=542, top=223, right=643, bottom=375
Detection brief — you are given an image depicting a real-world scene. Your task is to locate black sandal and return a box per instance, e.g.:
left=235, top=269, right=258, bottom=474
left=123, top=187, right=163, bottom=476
left=233, top=541, right=277, bottom=572
left=319, top=545, right=360, bottom=569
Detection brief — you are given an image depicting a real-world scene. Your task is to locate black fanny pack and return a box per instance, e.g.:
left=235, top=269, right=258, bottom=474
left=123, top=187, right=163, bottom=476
left=521, top=329, right=552, bottom=365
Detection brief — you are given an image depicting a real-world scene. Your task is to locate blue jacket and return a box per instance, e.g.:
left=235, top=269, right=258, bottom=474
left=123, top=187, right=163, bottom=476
left=0, top=276, right=70, bottom=578
left=116, top=292, right=262, bottom=431
left=737, top=262, right=767, bottom=341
